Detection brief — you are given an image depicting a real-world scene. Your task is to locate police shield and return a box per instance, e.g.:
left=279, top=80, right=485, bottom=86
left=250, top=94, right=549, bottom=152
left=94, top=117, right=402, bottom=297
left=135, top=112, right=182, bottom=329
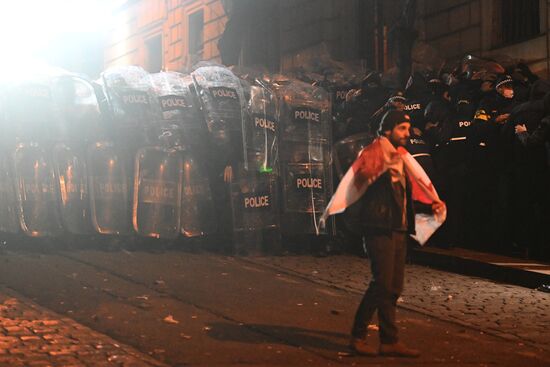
left=99, top=66, right=157, bottom=163
left=53, top=144, right=92, bottom=234
left=333, top=132, right=374, bottom=179
left=7, top=81, right=55, bottom=142
left=282, top=162, right=329, bottom=234
left=0, top=92, right=19, bottom=234
left=51, top=75, right=106, bottom=142
left=87, top=142, right=131, bottom=235
left=271, top=77, right=333, bottom=235
left=230, top=173, right=279, bottom=233
left=14, top=143, right=63, bottom=237
left=149, top=71, right=215, bottom=238
left=133, top=147, right=182, bottom=239
left=0, top=155, right=19, bottom=234
left=92, top=66, right=157, bottom=235
left=191, top=65, right=247, bottom=171
left=6, top=79, right=64, bottom=237
left=50, top=75, right=103, bottom=235
left=315, top=65, right=362, bottom=141
left=150, top=72, right=209, bottom=146
left=245, top=81, right=279, bottom=174
left=180, top=152, right=216, bottom=237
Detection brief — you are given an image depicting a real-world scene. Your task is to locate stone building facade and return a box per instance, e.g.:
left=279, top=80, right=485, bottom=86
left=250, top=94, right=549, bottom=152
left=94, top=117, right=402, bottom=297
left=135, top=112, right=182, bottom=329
left=418, top=0, right=549, bottom=76
left=104, top=0, right=227, bottom=72
left=103, top=0, right=550, bottom=77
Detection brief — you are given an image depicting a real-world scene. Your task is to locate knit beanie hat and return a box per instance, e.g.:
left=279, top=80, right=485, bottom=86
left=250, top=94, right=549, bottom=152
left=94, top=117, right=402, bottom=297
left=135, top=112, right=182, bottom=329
left=378, top=110, right=411, bottom=136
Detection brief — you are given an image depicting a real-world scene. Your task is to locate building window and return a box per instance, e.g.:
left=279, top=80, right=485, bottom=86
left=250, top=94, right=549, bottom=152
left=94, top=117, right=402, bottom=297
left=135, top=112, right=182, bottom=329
left=189, top=10, right=204, bottom=58
left=500, top=0, right=541, bottom=45
left=146, top=35, right=163, bottom=73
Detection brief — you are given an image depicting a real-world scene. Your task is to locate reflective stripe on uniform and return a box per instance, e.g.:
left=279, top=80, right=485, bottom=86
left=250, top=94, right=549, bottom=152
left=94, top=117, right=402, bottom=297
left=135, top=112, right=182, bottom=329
left=450, top=137, right=467, bottom=141
left=479, top=142, right=486, bottom=147
left=474, top=109, right=489, bottom=121
left=411, top=153, right=431, bottom=158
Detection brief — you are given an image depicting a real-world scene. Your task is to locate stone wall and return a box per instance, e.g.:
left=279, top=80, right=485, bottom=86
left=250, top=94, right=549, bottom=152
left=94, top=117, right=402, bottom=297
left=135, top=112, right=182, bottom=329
left=417, top=0, right=550, bottom=76
left=419, top=0, right=482, bottom=57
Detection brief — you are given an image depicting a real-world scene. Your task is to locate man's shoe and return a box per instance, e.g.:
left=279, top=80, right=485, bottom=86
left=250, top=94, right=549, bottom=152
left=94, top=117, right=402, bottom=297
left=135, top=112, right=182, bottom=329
left=349, top=338, right=377, bottom=356
left=379, top=342, right=420, bottom=358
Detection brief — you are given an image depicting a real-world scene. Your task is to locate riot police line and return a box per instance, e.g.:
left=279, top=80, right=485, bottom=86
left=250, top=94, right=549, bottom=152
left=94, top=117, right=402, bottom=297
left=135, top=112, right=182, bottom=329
left=1, top=56, right=548, bottom=260
left=0, top=63, right=336, bottom=254
left=337, top=56, right=550, bottom=261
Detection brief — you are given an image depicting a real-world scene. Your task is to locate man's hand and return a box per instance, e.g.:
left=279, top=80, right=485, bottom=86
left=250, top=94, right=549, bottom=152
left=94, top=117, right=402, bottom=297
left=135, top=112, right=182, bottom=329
left=223, top=165, right=233, bottom=183
left=495, top=113, right=510, bottom=124
left=432, top=201, right=445, bottom=216
left=515, top=124, right=527, bottom=134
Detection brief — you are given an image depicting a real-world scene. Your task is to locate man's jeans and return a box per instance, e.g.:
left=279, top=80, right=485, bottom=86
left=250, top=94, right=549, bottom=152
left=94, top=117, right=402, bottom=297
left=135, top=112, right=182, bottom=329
left=351, top=231, right=407, bottom=344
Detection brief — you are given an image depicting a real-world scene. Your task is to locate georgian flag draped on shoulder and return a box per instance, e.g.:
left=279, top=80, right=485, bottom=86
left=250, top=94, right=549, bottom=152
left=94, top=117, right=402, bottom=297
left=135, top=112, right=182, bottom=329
left=319, top=137, right=446, bottom=245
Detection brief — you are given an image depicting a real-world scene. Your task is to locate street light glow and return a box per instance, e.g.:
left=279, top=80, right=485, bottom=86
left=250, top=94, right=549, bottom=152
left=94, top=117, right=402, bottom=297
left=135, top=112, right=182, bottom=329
left=0, top=0, right=115, bottom=71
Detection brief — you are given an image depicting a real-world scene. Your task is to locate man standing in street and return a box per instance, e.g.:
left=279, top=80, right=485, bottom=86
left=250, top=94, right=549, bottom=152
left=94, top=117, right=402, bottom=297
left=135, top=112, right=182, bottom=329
left=320, top=110, right=445, bottom=357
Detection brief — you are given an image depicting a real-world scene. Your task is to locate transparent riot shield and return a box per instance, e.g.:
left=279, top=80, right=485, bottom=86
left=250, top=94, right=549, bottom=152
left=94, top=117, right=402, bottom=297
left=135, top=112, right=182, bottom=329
left=180, top=151, right=216, bottom=237
left=6, top=79, right=64, bottom=237
left=7, top=82, right=56, bottom=142
left=150, top=73, right=207, bottom=142
left=50, top=75, right=103, bottom=235
left=333, top=132, right=374, bottom=179
left=149, top=71, right=215, bottom=238
left=270, top=76, right=333, bottom=235
left=14, top=143, right=63, bottom=237
left=0, top=155, right=19, bottom=233
left=190, top=65, right=248, bottom=240
left=53, top=144, right=92, bottom=234
left=0, top=90, right=19, bottom=234
left=282, top=160, right=330, bottom=235
left=100, top=66, right=157, bottom=156
left=312, top=65, right=362, bottom=142
left=87, top=142, right=131, bottom=235
left=245, top=81, right=279, bottom=174
left=96, top=66, right=158, bottom=236
left=227, top=75, right=282, bottom=254
left=133, top=147, right=182, bottom=239
left=230, top=173, right=279, bottom=233
left=191, top=65, right=247, bottom=171
left=51, top=75, right=106, bottom=142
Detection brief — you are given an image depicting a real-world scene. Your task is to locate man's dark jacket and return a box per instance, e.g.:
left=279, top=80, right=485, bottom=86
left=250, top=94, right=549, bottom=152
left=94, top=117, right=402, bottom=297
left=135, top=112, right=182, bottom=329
left=345, top=171, right=415, bottom=236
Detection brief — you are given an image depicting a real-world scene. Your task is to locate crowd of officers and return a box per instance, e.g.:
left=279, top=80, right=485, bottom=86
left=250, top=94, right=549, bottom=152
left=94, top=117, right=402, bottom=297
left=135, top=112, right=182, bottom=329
left=337, top=62, right=550, bottom=260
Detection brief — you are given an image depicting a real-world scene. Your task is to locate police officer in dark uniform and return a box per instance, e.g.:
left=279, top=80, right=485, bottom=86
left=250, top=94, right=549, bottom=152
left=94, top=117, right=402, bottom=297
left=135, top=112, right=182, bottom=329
left=423, top=77, right=452, bottom=171
left=469, top=74, right=518, bottom=251
left=406, top=126, right=437, bottom=183
left=403, top=72, right=432, bottom=131
left=369, top=91, right=406, bottom=134
left=344, top=71, right=389, bottom=137
left=404, top=73, right=441, bottom=186
left=502, top=82, right=550, bottom=258
left=436, top=98, right=477, bottom=247
left=508, top=63, right=539, bottom=103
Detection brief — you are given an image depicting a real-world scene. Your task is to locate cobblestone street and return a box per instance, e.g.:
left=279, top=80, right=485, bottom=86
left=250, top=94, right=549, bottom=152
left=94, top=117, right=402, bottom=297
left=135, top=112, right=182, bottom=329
left=0, top=288, right=166, bottom=367
left=245, top=255, right=550, bottom=351
left=0, top=249, right=549, bottom=366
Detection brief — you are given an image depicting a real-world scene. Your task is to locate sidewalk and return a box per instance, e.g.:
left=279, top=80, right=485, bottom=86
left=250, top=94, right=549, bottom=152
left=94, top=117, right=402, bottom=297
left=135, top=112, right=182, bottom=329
left=244, top=253, right=550, bottom=353
left=411, top=246, right=550, bottom=289
left=0, top=287, right=166, bottom=367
